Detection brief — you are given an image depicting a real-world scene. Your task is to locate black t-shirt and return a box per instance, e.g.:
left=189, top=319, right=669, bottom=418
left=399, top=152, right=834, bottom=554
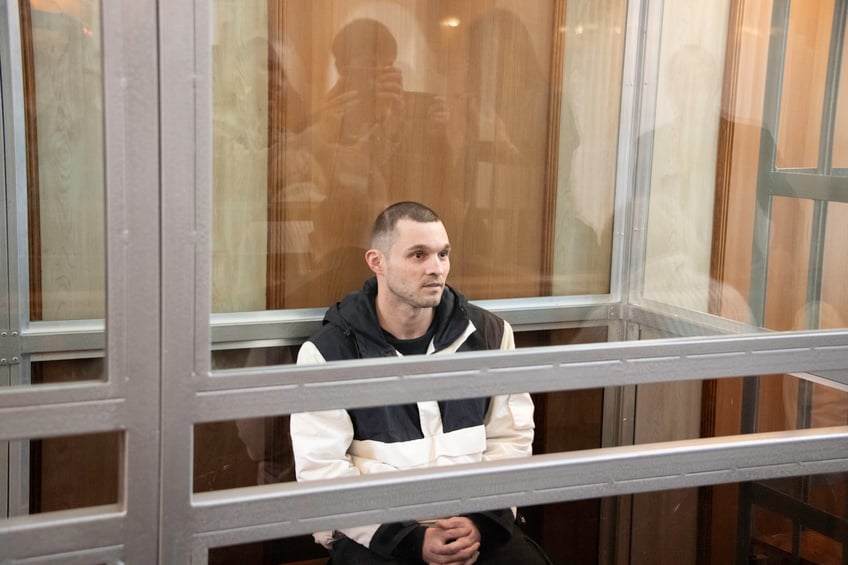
left=383, top=320, right=436, bottom=356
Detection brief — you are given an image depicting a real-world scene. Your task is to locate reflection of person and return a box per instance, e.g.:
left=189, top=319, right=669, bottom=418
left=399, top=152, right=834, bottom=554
left=307, top=19, right=450, bottom=261
left=290, top=202, right=550, bottom=564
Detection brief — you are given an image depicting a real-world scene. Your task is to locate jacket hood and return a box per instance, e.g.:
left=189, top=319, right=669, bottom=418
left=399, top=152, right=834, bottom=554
left=323, top=277, right=471, bottom=358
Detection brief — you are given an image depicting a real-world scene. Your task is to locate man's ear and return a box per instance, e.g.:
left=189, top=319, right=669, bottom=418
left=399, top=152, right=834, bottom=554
left=365, top=249, right=383, bottom=275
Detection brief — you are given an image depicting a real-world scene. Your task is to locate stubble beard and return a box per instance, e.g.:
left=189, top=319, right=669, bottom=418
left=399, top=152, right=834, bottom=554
left=389, top=281, right=444, bottom=311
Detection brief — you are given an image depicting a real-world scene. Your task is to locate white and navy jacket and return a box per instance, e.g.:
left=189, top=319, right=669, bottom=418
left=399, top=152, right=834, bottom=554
left=289, top=278, right=535, bottom=557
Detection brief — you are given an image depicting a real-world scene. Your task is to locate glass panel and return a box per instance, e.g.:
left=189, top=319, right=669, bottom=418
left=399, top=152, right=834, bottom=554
left=750, top=474, right=848, bottom=564
left=821, top=202, right=848, bottom=330
left=30, top=357, right=104, bottom=385
left=210, top=0, right=624, bottom=317
left=195, top=327, right=609, bottom=493
left=644, top=1, right=848, bottom=336
left=207, top=476, right=848, bottom=565
left=2, top=431, right=120, bottom=518
left=835, top=28, right=848, bottom=170
left=764, top=196, right=814, bottom=331
left=20, top=0, right=106, bottom=322
left=212, top=346, right=297, bottom=370
left=208, top=499, right=601, bottom=565
left=642, top=2, right=732, bottom=312
left=195, top=334, right=844, bottom=504
left=775, top=0, right=833, bottom=171
left=208, top=536, right=326, bottom=565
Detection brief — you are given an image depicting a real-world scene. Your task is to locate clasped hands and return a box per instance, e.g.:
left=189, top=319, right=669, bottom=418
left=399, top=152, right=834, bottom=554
left=422, top=516, right=481, bottom=565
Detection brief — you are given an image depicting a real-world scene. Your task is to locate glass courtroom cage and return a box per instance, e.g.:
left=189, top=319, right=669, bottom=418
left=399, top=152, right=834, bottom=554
left=0, top=0, right=846, bottom=564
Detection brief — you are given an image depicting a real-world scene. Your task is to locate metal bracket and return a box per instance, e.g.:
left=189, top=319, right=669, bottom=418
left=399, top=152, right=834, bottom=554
left=0, top=329, right=21, bottom=365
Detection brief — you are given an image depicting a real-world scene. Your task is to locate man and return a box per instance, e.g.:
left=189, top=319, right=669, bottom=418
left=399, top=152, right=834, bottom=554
left=290, top=202, right=549, bottom=564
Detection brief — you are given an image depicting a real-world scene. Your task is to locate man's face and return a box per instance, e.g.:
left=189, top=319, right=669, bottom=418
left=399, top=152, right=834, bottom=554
left=381, top=219, right=451, bottom=309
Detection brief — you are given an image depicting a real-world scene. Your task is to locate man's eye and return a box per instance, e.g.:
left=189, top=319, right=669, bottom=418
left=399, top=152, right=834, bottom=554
left=413, top=252, right=424, bottom=259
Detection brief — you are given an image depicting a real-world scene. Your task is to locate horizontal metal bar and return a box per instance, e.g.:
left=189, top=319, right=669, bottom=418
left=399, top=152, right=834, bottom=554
left=0, top=381, right=118, bottom=410
left=19, top=298, right=616, bottom=355
left=196, top=330, right=848, bottom=421
left=627, top=301, right=764, bottom=337
left=20, top=320, right=105, bottom=355
left=768, top=170, right=848, bottom=202
left=211, top=308, right=323, bottom=346
left=475, top=296, right=619, bottom=327
left=0, top=506, right=124, bottom=560
left=11, top=545, right=124, bottom=565
left=0, top=399, right=126, bottom=441
left=792, top=370, right=848, bottom=393
left=210, top=297, right=619, bottom=348
left=190, top=427, right=848, bottom=545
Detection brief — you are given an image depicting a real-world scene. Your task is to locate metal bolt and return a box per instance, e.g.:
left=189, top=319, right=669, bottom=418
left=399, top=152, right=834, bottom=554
left=12, top=356, right=19, bottom=363
left=0, top=332, right=6, bottom=337
left=0, top=358, right=6, bottom=364
left=11, top=331, right=17, bottom=336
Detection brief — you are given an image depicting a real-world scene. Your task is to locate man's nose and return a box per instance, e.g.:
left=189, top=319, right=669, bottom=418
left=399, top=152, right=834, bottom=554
left=427, top=255, right=447, bottom=275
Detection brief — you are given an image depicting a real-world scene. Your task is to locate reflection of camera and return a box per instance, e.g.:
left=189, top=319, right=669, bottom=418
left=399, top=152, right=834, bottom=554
left=341, top=66, right=379, bottom=123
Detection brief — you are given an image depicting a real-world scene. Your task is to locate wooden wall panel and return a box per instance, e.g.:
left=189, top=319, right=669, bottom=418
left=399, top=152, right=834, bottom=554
left=776, top=0, right=834, bottom=170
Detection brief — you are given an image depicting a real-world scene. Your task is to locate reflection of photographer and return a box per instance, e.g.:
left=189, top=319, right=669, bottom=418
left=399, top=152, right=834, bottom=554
left=320, top=19, right=404, bottom=145
left=302, top=18, right=454, bottom=305
left=318, top=19, right=450, bottom=197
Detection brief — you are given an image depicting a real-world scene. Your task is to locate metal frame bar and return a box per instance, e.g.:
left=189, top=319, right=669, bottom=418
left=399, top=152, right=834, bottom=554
left=3, top=0, right=848, bottom=564
left=739, top=1, right=848, bottom=562
left=209, top=297, right=619, bottom=349
left=188, top=426, right=848, bottom=550
left=0, top=0, right=160, bottom=563
left=1, top=0, right=28, bottom=524
left=0, top=506, right=124, bottom=559
left=159, top=0, right=209, bottom=560
left=0, top=0, right=13, bottom=523
left=195, top=330, right=848, bottom=421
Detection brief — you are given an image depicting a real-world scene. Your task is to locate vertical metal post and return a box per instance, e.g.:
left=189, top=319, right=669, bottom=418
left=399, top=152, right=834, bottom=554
left=0, top=0, right=26, bottom=521
left=739, top=2, right=793, bottom=563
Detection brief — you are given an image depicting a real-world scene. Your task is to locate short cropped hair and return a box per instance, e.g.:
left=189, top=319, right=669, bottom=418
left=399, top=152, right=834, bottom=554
left=371, top=201, right=441, bottom=251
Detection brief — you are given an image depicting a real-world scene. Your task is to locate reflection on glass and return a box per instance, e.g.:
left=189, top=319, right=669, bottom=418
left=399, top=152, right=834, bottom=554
left=764, top=196, right=814, bottom=331
left=835, top=34, right=848, bottom=169
left=776, top=0, right=833, bottom=171
left=644, top=1, right=848, bottom=338
left=750, top=474, right=848, bottom=564
left=20, top=0, right=105, bottom=322
left=194, top=417, right=293, bottom=493
left=2, top=431, right=120, bottom=517
left=211, top=1, right=622, bottom=313
left=821, top=202, right=848, bottom=330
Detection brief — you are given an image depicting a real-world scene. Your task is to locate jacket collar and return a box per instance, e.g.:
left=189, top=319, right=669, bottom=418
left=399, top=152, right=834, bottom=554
left=324, top=277, right=471, bottom=358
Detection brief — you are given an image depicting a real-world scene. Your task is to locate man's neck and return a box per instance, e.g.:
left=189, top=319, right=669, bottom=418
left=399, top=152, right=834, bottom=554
left=375, top=298, right=435, bottom=340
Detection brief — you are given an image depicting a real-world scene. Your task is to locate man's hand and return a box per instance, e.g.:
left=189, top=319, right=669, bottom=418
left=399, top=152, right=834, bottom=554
left=422, top=517, right=481, bottom=565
